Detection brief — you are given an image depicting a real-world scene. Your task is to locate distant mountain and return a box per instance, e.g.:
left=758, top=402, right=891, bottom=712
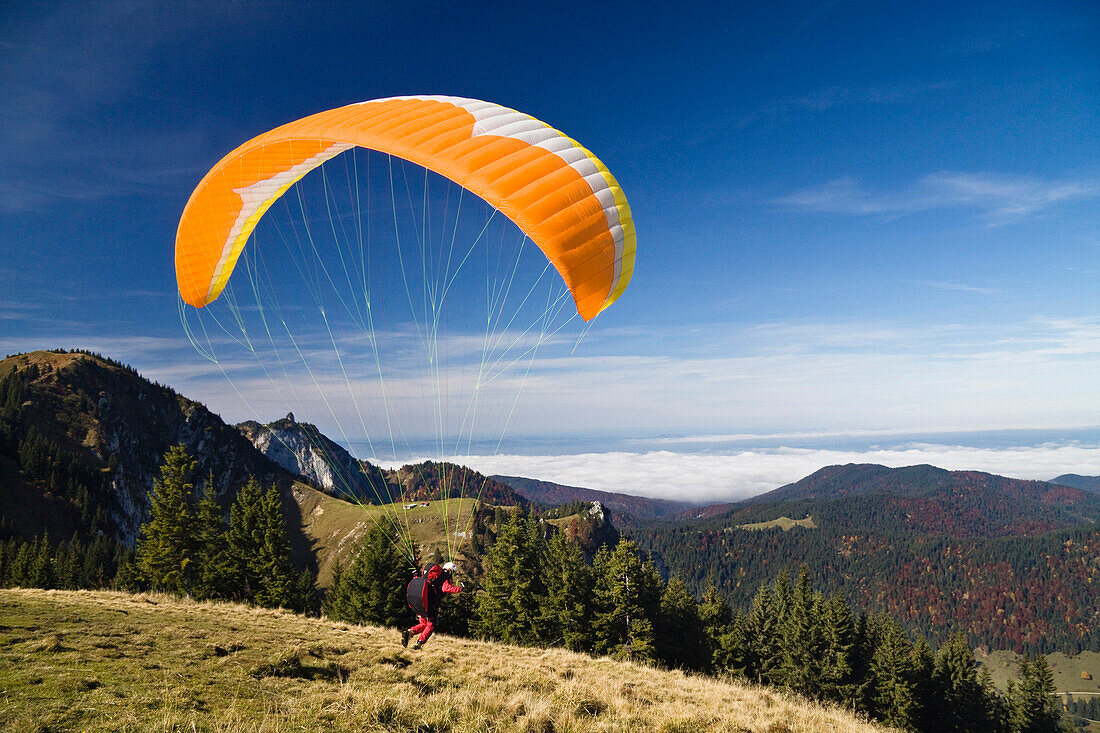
left=237, top=414, right=390, bottom=504
left=740, top=463, right=1100, bottom=536
left=755, top=462, right=1089, bottom=502
left=493, top=475, right=694, bottom=525
left=635, top=462, right=1100, bottom=654
left=541, top=500, right=619, bottom=557
left=0, top=350, right=291, bottom=545
left=394, top=462, right=526, bottom=506
left=1050, top=473, right=1100, bottom=494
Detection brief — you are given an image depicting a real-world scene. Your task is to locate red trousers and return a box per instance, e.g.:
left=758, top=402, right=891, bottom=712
left=409, top=615, right=435, bottom=643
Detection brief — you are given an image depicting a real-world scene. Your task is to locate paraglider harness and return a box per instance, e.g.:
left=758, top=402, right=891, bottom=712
left=406, top=563, right=448, bottom=619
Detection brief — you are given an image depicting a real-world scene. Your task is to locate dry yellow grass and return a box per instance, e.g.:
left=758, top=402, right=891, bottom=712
left=0, top=588, right=891, bottom=732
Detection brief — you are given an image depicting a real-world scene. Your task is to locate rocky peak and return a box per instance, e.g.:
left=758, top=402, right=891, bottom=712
left=237, top=415, right=387, bottom=504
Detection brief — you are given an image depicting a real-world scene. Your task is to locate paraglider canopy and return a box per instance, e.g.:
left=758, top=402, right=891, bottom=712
left=176, top=96, right=636, bottom=321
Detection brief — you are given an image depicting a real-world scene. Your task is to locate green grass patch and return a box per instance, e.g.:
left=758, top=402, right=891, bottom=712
left=735, top=516, right=817, bottom=532
left=295, top=488, right=480, bottom=587
left=976, top=648, right=1100, bottom=694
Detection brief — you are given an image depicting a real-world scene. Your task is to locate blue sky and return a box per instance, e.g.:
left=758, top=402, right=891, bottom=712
left=3, top=1, right=1100, bottom=499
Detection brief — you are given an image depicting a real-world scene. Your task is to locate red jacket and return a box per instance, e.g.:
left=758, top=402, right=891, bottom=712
left=407, top=565, right=462, bottom=618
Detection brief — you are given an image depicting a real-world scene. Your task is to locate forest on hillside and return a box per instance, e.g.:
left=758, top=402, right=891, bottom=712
left=638, top=504, right=1100, bottom=656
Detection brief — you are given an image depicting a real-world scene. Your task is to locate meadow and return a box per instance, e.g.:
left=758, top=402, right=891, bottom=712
left=294, top=490, right=479, bottom=586
left=0, top=588, right=890, bottom=732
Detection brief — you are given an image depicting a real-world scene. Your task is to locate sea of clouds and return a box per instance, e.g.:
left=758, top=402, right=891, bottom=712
left=375, top=438, right=1100, bottom=504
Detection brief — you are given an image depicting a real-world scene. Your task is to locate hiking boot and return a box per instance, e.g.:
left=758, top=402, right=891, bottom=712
left=412, top=640, right=423, bottom=650
left=401, top=630, right=411, bottom=648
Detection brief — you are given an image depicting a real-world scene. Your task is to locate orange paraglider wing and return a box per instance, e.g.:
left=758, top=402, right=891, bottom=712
left=175, top=96, right=635, bottom=321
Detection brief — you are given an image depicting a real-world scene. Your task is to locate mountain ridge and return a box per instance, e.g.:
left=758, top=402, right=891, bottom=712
left=0, top=350, right=293, bottom=545
left=7, top=349, right=1100, bottom=654
left=733, top=462, right=1100, bottom=537
left=636, top=462, right=1100, bottom=653
left=1050, top=473, right=1100, bottom=494
left=492, top=474, right=695, bottom=526
left=236, top=416, right=528, bottom=509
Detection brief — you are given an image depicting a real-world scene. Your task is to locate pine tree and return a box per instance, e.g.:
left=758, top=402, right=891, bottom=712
left=698, top=584, right=734, bottom=674
left=851, top=612, right=878, bottom=715
left=291, top=568, right=319, bottom=616
left=11, top=540, right=33, bottom=587
left=18, top=426, right=52, bottom=484
left=909, top=636, right=939, bottom=733
left=713, top=611, right=753, bottom=678
left=869, top=614, right=918, bottom=730
left=252, top=484, right=296, bottom=608
left=541, top=530, right=594, bottom=652
left=932, top=632, right=1000, bottom=733
left=322, top=523, right=407, bottom=626
left=1007, top=655, right=1064, bottom=733
left=472, top=507, right=520, bottom=641
left=742, top=582, right=782, bottom=684
left=113, top=547, right=141, bottom=592
left=777, top=566, right=824, bottom=696
left=56, top=534, right=83, bottom=589
left=818, top=591, right=858, bottom=706
left=135, top=445, right=198, bottom=596
left=225, top=476, right=265, bottom=602
left=591, top=538, right=660, bottom=663
left=192, top=482, right=232, bottom=601
left=771, top=569, right=793, bottom=618
left=655, top=575, right=708, bottom=670
left=30, top=534, right=55, bottom=589
left=84, top=536, right=114, bottom=589
left=473, top=507, right=546, bottom=645
left=698, top=583, right=732, bottom=634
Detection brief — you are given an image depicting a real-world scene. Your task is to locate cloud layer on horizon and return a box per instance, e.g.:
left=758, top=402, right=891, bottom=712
left=385, top=441, right=1100, bottom=504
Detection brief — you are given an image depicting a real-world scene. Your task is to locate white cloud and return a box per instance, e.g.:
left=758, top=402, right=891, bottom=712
left=909, top=280, right=1000, bottom=296
left=398, top=441, right=1100, bottom=504
left=66, top=314, right=1100, bottom=446
left=776, top=172, right=1100, bottom=223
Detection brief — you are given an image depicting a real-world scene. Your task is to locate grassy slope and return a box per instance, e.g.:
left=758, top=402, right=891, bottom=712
left=976, top=650, right=1100, bottom=732
left=292, top=484, right=478, bottom=586
left=0, top=588, right=889, bottom=733
left=977, top=648, right=1100, bottom=693
left=736, top=516, right=818, bottom=532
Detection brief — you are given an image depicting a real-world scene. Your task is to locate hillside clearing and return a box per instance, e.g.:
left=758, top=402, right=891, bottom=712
left=294, top=488, right=479, bottom=586
left=0, top=588, right=888, bottom=732
left=977, top=648, right=1100, bottom=694
left=734, top=516, right=818, bottom=532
